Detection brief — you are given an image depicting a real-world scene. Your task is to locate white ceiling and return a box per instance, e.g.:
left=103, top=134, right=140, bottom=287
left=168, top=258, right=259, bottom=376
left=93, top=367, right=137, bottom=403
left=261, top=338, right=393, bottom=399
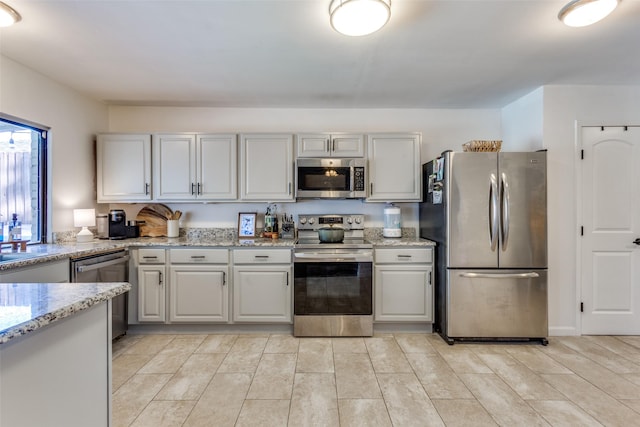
left=1, top=0, right=639, bottom=109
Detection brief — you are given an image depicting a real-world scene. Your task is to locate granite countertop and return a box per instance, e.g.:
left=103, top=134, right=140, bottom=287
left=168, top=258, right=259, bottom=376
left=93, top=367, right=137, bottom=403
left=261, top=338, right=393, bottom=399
left=367, top=237, right=436, bottom=247
left=0, top=282, right=131, bottom=344
left=0, top=236, right=296, bottom=271
left=0, top=233, right=435, bottom=271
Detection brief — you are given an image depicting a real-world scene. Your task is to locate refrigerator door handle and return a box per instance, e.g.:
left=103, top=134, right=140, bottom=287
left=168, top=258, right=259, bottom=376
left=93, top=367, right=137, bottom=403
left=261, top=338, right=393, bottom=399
left=500, top=172, right=510, bottom=251
left=489, top=174, right=499, bottom=251
left=459, top=272, right=540, bottom=279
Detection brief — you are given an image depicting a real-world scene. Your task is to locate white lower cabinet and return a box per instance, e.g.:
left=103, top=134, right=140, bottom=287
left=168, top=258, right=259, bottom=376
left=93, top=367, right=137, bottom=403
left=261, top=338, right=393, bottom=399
left=138, top=265, right=166, bottom=322
left=232, top=249, right=292, bottom=323
left=137, top=248, right=166, bottom=322
left=169, top=249, right=229, bottom=322
left=374, top=248, right=433, bottom=322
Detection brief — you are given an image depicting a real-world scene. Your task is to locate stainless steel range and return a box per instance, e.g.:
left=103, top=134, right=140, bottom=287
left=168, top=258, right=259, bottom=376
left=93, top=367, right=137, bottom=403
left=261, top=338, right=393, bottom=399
left=294, top=214, right=373, bottom=337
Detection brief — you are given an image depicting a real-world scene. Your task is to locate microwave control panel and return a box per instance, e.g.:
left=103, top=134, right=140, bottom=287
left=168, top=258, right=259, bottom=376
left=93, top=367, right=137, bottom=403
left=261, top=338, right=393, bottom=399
left=354, top=167, right=365, bottom=191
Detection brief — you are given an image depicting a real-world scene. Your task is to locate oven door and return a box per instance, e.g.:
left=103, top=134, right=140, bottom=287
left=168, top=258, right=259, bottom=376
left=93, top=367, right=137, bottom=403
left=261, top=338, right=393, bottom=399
left=294, top=261, right=372, bottom=316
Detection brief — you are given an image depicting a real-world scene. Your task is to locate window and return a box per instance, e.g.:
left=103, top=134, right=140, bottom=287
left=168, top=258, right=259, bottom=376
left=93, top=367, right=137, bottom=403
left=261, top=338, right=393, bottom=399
left=0, top=115, right=48, bottom=244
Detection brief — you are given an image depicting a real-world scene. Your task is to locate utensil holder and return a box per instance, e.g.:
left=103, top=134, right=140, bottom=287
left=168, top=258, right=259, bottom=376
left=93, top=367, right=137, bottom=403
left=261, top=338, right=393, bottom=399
left=167, top=220, right=179, bottom=238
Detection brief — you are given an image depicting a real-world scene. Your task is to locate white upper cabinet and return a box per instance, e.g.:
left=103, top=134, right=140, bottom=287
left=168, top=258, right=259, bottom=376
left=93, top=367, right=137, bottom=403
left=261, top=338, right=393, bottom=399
left=296, top=133, right=365, bottom=158
left=153, top=133, right=237, bottom=201
left=367, top=133, right=422, bottom=201
left=240, top=134, right=294, bottom=201
left=97, top=134, right=152, bottom=202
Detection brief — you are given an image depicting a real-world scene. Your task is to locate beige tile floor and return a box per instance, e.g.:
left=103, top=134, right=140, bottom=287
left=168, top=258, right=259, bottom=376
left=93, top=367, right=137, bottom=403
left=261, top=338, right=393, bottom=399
left=112, top=333, right=640, bottom=426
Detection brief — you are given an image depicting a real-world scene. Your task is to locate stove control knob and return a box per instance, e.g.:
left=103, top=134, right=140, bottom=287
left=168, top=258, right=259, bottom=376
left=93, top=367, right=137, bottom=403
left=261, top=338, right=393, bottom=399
left=347, top=217, right=353, bottom=224
left=355, top=217, right=362, bottom=224
left=300, top=217, right=307, bottom=224
left=308, top=218, right=315, bottom=225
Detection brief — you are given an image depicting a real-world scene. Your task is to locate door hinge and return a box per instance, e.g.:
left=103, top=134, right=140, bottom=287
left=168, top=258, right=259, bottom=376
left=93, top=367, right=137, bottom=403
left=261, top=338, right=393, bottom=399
left=580, top=149, right=584, bottom=160
left=580, top=302, right=584, bottom=313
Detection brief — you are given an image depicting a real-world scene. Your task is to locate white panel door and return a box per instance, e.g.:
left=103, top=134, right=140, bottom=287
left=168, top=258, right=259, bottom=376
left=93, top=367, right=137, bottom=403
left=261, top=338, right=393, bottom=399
left=581, top=126, right=640, bottom=334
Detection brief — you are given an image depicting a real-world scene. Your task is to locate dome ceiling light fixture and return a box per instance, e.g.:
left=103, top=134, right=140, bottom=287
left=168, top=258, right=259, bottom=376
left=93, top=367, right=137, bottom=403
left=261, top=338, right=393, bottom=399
left=329, top=0, right=391, bottom=37
left=0, top=1, right=21, bottom=27
left=558, top=0, right=619, bottom=27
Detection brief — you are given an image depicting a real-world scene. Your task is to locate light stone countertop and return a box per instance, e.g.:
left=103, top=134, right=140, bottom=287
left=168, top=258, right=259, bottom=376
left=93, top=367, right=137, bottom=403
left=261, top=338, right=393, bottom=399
left=0, top=232, right=435, bottom=272
left=0, top=282, right=131, bottom=344
left=367, top=237, right=436, bottom=247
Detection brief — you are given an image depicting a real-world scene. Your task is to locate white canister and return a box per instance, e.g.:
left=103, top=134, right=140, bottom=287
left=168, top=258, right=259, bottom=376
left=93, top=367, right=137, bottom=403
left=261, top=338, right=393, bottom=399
left=383, top=204, right=402, bottom=238
left=166, top=220, right=179, bottom=238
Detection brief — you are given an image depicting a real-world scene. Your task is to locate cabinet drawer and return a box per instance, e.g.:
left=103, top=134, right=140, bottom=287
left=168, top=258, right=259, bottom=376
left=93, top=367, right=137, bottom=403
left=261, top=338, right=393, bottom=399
left=232, top=249, right=291, bottom=264
left=138, top=249, right=166, bottom=264
left=375, top=248, right=432, bottom=264
left=169, top=248, right=228, bottom=264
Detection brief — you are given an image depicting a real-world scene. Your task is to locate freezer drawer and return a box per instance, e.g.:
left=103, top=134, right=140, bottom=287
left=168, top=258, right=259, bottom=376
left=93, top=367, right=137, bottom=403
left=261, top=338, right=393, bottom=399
left=447, top=269, right=547, bottom=339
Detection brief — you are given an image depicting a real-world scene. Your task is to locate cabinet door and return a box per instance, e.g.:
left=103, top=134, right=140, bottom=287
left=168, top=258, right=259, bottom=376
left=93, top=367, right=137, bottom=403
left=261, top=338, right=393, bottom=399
left=198, top=134, right=237, bottom=200
left=233, top=265, right=292, bottom=322
left=97, top=134, right=151, bottom=202
left=153, top=134, right=197, bottom=200
left=296, top=133, right=331, bottom=157
left=374, top=265, right=432, bottom=321
left=240, top=134, right=294, bottom=201
left=331, top=134, right=365, bottom=157
left=367, top=133, right=421, bottom=201
left=169, top=265, right=228, bottom=322
left=138, top=265, right=166, bottom=322
left=297, top=133, right=364, bottom=157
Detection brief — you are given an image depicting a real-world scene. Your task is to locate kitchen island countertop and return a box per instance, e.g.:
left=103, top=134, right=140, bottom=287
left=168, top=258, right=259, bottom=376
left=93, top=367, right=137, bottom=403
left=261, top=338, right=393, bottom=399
left=0, top=282, right=131, bottom=344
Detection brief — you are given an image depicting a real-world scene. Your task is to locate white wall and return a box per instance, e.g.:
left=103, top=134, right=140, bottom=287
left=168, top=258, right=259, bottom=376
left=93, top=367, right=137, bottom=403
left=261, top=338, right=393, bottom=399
left=541, top=85, right=640, bottom=336
left=0, top=55, right=108, bottom=235
left=107, top=106, right=502, bottom=228
left=501, top=87, right=544, bottom=151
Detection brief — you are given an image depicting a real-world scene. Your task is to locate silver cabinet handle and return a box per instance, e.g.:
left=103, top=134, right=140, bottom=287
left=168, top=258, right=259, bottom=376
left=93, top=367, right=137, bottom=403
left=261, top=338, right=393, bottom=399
left=288, top=182, right=292, bottom=195
left=145, top=183, right=150, bottom=195
left=158, top=271, right=163, bottom=285
left=326, top=139, right=330, bottom=153
left=190, top=255, right=206, bottom=259
left=397, top=255, right=412, bottom=259
left=460, top=272, right=539, bottom=279
left=197, top=182, right=202, bottom=195
left=223, top=271, right=226, bottom=285
left=191, top=183, right=196, bottom=195
left=255, top=255, right=269, bottom=259
left=286, top=271, right=289, bottom=286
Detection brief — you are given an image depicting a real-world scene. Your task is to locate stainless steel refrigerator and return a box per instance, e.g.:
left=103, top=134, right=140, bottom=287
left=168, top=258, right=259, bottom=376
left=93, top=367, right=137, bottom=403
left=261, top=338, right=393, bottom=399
left=420, top=151, right=548, bottom=345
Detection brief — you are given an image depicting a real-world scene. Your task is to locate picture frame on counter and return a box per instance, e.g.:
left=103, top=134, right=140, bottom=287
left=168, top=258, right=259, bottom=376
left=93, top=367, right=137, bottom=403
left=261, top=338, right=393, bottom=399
left=238, top=212, right=257, bottom=238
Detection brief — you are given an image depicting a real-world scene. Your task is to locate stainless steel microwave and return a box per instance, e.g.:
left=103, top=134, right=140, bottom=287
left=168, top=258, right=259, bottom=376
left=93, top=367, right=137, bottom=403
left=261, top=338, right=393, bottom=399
left=296, top=158, right=367, bottom=199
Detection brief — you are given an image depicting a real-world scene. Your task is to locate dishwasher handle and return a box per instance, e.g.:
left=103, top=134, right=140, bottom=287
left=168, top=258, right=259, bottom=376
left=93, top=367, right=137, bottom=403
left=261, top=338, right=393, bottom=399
left=75, top=255, right=130, bottom=273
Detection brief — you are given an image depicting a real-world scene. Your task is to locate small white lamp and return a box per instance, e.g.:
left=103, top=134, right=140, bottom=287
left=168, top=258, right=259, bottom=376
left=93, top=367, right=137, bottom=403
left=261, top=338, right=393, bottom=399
left=74, top=209, right=96, bottom=243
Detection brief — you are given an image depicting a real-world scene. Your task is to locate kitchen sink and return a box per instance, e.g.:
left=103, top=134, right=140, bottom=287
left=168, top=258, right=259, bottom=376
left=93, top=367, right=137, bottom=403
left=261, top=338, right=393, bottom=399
left=0, top=253, right=41, bottom=263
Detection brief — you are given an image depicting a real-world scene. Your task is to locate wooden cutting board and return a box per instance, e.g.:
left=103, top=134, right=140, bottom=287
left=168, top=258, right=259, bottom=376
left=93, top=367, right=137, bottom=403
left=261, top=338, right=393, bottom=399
left=136, top=204, right=173, bottom=237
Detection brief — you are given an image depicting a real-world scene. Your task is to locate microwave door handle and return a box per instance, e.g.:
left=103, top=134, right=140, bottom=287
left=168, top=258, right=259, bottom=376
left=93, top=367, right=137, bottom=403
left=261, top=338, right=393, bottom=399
left=350, top=166, right=355, bottom=193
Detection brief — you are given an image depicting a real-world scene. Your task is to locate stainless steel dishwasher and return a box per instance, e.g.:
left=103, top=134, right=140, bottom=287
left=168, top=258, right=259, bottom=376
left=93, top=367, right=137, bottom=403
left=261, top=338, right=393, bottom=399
left=71, top=248, right=130, bottom=340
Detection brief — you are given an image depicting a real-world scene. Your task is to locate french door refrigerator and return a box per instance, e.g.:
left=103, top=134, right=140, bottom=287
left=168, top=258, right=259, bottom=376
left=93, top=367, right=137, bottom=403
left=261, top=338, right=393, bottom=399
left=420, top=151, right=548, bottom=345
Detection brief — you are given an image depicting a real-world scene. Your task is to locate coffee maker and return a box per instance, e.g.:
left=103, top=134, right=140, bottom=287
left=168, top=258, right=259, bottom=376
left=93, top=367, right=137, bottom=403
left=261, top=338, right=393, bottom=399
left=108, top=209, right=127, bottom=239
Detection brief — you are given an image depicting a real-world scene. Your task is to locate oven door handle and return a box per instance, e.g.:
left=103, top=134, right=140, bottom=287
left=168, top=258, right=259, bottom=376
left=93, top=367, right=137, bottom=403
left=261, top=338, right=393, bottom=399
left=294, top=253, right=370, bottom=262
left=75, top=255, right=130, bottom=273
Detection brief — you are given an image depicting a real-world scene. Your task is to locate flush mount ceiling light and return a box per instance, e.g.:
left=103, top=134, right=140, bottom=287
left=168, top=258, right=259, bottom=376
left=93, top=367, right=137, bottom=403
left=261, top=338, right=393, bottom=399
left=558, top=0, right=619, bottom=27
left=0, top=1, right=21, bottom=27
left=329, top=0, right=391, bottom=36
